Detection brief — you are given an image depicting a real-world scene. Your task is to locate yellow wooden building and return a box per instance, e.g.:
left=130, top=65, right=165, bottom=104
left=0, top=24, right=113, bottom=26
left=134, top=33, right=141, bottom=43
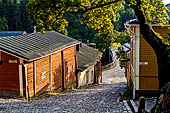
left=124, top=20, right=170, bottom=98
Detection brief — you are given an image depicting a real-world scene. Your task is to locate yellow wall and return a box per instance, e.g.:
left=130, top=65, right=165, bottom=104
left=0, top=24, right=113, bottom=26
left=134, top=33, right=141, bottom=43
left=139, top=26, right=170, bottom=90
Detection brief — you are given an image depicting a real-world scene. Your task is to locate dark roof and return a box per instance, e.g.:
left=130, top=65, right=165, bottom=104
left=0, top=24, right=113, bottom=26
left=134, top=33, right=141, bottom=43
left=0, top=31, right=79, bottom=61
left=0, top=31, right=26, bottom=37
left=77, top=44, right=102, bottom=70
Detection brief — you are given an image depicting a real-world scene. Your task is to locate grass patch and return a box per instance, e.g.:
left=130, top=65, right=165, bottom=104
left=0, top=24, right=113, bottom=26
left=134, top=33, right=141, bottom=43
left=31, top=84, right=99, bottom=101
left=120, top=84, right=133, bottom=101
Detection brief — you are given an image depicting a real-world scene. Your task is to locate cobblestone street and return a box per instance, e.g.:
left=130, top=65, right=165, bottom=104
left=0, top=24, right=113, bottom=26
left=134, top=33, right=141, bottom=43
left=0, top=59, right=127, bottom=113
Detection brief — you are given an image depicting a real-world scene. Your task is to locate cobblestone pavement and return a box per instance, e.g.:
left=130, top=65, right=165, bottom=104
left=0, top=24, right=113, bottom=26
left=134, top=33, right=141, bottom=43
left=0, top=59, right=127, bottom=113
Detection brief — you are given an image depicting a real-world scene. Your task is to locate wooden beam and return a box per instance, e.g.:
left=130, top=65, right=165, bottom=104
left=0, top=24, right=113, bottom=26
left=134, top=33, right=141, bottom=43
left=24, top=64, right=28, bottom=99
left=50, top=55, right=52, bottom=89
left=19, top=64, right=23, bottom=96
left=61, top=51, right=65, bottom=90
left=33, top=61, right=36, bottom=95
left=75, top=54, right=78, bottom=87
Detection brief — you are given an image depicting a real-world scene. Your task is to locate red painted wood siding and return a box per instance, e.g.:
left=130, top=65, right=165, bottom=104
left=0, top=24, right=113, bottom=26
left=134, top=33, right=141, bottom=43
left=0, top=51, right=20, bottom=94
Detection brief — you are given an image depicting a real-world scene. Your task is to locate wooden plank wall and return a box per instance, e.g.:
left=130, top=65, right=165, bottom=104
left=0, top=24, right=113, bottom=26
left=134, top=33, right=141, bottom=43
left=27, top=62, right=34, bottom=96
left=63, top=46, right=76, bottom=87
left=26, top=45, right=77, bottom=96
left=51, top=51, right=62, bottom=89
left=0, top=51, right=20, bottom=94
left=36, top=56, right=50, bottom=94
left=139, top=26, right=170, bottom=90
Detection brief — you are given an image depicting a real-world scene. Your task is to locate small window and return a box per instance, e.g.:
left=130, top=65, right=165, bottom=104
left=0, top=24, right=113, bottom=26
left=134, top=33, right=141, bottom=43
left=76, top=44, right=80, bottom=52
left=67, top=67, right=70, bottom=77
left=41, top=72, right=46, bottom=79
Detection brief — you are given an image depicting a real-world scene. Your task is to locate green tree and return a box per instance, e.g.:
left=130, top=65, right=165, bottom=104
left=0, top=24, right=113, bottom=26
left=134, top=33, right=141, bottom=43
left=64, top=13, right=95, bottom=43
left=95, top=31, right=116, bottom=52
left=27, top=0, right=170, bottom=91
left=0, top=17, right=8, bottom=30
left=114, top=30, right=131, bottom=44
left=0, top=2, right=7, bottom=18
left=114, top=4, right=136, bottom=31
left=0, top=0, right=31, bottom=31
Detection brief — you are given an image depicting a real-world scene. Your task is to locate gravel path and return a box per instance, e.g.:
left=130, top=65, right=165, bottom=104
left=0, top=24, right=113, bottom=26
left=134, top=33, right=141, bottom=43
left=0, top=59, right=127, bottom=113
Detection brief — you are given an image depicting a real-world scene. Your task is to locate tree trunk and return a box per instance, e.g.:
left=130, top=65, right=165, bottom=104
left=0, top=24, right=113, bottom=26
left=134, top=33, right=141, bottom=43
left=156, top=52, right=170, bottom=89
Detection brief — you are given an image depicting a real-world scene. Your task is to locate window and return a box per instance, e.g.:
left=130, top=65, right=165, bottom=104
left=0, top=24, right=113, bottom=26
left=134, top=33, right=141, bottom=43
left=76, top=44, right=80, bottom=52
left=41, top=72, right=46, bottom=79
left=67, top=67, right=70, bottom=77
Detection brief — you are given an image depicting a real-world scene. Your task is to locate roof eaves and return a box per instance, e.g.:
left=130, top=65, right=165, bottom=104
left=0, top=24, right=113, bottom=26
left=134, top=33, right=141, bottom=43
left=0, top=48, right=29, bottom=61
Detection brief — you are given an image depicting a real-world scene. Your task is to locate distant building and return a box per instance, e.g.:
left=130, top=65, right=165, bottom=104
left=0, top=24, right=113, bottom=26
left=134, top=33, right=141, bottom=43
left=0, top=31, right=26, bottom=37
left=76, top=43, right=102, bottom=87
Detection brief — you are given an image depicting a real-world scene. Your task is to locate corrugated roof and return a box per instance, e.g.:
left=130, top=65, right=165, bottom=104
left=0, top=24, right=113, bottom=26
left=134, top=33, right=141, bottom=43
left=0, top=31, right=26, bottom=37
left=0, top=31, right=79, bottom=61
left=77, top=44, right=102, bottom=70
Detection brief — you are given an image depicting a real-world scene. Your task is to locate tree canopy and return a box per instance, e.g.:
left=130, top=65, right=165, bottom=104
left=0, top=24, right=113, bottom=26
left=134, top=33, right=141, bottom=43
left=0, top=17, right=8, bottom=31
left=27, top=0, right=169, bottom=34
left=0, top=0, right=31, bottom=32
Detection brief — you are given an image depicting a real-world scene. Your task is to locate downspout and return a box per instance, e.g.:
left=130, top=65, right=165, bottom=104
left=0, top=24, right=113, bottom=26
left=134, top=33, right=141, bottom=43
left=135, top=26, right=140, bottom=91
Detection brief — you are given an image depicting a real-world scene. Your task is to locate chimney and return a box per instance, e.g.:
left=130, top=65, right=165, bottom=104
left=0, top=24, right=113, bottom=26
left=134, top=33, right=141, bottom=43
left=34, top=26, right=36, bottom=33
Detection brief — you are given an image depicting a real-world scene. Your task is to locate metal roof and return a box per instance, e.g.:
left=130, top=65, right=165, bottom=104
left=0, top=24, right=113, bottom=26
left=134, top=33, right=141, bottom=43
left=77, top=44, right=102, bottom=70
left=0, top=31, right=26, bottom=37
left=0, top=31, right=80, bottom=61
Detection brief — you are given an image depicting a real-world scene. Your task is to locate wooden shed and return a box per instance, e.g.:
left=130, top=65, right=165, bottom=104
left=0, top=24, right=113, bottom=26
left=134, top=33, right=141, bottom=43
left=0, top=31, right=79, bottom=98
left=76, top=43, right=102, bottom=87
left=125, top=19, right=170, bottom=98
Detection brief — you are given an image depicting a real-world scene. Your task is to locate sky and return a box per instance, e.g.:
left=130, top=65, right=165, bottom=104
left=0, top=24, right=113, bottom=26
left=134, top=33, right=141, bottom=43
left=163, top=0, right=170, bottom=4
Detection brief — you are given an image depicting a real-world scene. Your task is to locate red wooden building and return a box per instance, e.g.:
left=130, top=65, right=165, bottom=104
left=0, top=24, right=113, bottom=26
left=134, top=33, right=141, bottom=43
left=0, top=31, right=79, bottom=98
